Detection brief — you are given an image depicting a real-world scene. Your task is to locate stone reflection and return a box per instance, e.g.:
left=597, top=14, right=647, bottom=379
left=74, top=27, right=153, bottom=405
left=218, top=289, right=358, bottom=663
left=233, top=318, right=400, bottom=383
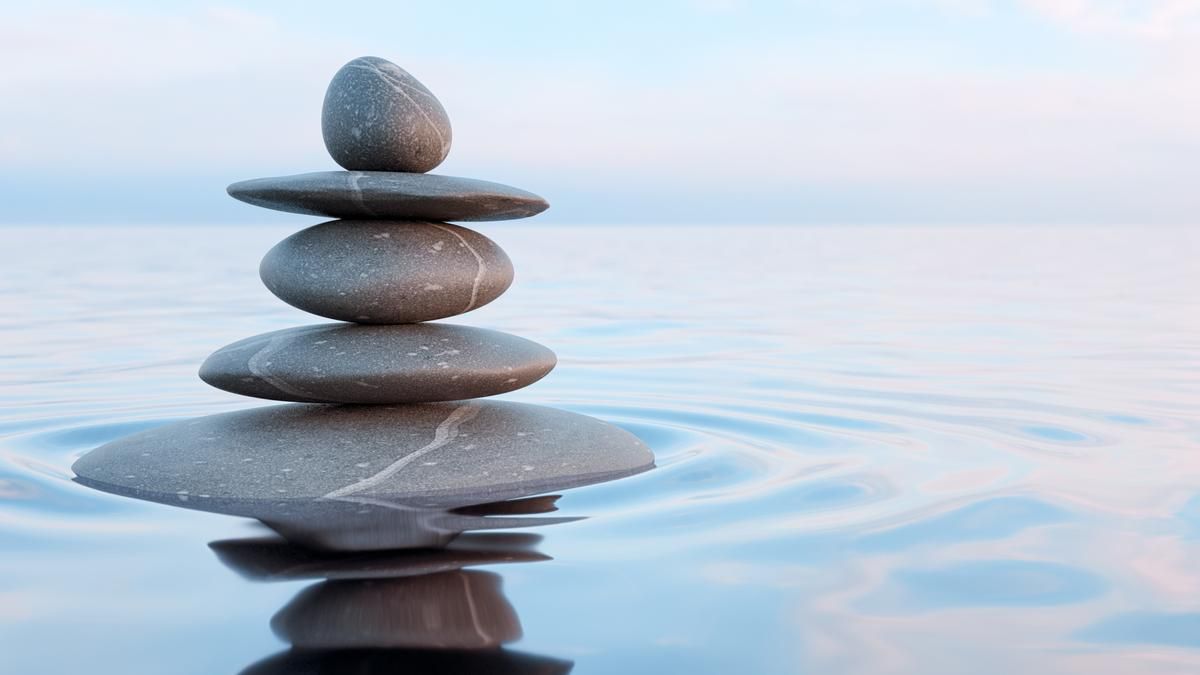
left=223, top=529, right=574, bottom=673
left=275, top=571, right=520, bottom=649
left=241, top=648, right=574, bottom=675
left=230, top=496, right=580, bottom=552
left=210, top=531, right=551, bottom=581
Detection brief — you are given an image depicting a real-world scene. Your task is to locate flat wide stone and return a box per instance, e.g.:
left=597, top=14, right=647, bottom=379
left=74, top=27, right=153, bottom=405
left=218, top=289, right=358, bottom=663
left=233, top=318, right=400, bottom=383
left=228, top=172, right=549, bottom=221
left=260, top=220, right=513, bottom=325
left=322, top=56, right=452, bottom=173
left=198, top=323, right=555, bottom=404
left=71, top=401, right=654, bottom=549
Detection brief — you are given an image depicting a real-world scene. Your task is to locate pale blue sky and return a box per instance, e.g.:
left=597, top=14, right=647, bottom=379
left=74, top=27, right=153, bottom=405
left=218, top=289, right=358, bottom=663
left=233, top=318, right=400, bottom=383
left=3, top=1, right=1199, bottom=224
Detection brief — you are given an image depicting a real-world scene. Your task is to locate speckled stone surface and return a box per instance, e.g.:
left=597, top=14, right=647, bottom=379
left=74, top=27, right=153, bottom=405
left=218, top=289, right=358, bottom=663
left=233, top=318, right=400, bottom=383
left=272, top=571, right=520, bottom=649
left=322, top=56, right=451, bottom=173
left=71, top=399, right=654, bottom=513
left=210, top=533, right=549, bottom=581
left=260, top=220, right=513, bottom=325
left=198, top=323, right=555, bottom=404
left=228, top=172, right=549, bottom=221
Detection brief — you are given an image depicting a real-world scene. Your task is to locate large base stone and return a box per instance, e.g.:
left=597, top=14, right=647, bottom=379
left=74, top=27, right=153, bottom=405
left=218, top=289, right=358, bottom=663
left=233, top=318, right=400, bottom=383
left=72, top=401, right=654, bottom=550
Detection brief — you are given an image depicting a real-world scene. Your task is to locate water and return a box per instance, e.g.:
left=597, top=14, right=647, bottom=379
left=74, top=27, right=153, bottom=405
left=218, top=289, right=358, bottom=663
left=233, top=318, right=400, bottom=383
left=2, top=224, right=1199, bottom=674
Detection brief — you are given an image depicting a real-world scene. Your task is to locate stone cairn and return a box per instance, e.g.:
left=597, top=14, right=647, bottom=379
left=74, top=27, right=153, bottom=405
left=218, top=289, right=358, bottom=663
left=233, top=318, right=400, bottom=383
left=72, top=58, right=651, bottom=664
left=72, top=56, right=653, bottom=553
left=205, top=56, right=557, bottom=405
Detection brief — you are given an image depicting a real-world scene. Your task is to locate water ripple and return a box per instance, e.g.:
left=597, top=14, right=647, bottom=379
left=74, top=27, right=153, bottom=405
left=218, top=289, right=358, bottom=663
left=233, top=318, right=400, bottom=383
left=3, top=225, right=1200, bottom=673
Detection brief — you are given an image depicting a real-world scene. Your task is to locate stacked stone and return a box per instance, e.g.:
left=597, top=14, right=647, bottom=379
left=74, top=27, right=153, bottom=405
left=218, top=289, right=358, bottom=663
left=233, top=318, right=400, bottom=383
left=71, top=57, right=654, bottom=553
left=200, top=56, right=556, bottom=405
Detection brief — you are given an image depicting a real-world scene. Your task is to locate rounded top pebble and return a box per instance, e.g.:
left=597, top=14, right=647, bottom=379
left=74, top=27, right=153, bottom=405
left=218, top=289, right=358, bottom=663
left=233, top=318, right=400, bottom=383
left=322, top=56, right=452, bottom=173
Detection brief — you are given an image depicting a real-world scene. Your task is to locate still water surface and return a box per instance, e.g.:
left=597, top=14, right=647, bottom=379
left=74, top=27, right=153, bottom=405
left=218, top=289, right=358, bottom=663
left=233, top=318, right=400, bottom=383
left=1, top=224, right=1198, bottom=674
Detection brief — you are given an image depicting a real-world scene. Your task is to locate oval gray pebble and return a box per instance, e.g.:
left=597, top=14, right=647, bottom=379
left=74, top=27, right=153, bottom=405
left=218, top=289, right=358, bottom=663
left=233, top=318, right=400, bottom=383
left=198, top=323, right=556, bottom=404
left=322, top=56, right=452, bottom=173
left=227, top=172, right=549, bottom=222
left=260, top=220, right=513, bottom=325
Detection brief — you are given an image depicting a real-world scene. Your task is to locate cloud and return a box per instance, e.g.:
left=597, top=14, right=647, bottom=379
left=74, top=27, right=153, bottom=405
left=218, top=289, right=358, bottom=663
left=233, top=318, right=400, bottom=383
left=1, top=2, right=1199, bottom=223
left=0, top=6, right=352, bottom=169
left=0, top=6, right=291, bottom=87
left=1020, top=0, right=1200, bottom=40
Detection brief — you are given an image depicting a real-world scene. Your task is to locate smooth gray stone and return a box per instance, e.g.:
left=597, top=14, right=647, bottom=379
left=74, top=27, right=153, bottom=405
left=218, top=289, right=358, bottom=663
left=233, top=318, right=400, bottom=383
left=71, top=401, right=654, bottom=549
left=322, top=56, right=451, bottom=173
left=260, top=220, right=513, bottom=325
left=198, top=323, right=555, bottom=404
left=227, top=172, right=549, bottom=221
left=272, top=571, right=521, bottom=649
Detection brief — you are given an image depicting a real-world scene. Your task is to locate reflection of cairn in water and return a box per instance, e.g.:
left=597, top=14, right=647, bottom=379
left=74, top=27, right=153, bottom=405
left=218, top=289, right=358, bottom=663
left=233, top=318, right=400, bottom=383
left=70, top=55, right=654, bottom=550
left=277, top=571, right=520, bottom=649
left=221, top=532, right=574, bottom=674
left=211, top=531, right=551, bottom=581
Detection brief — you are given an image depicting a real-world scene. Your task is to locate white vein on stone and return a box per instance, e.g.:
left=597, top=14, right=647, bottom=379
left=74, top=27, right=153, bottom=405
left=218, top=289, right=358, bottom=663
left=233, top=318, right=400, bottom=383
left=350, top=60, right=441, bottom=101
left=349, top=60, right=450, bottom=158
left=346, top=171, right=377, bottom=217
left=323, top=404, right=481, bottom=499
left=431, top=223, right=486, bottom=313
left=245, top=328, right=325, bottom=401
left=461, top=572, right=495, bottom=644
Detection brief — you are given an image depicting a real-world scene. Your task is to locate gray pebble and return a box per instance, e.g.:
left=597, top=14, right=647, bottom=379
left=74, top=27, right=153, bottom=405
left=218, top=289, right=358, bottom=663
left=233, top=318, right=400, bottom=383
left=198, top=323, right=555, bottom=404
left=322, top=56, right=451, bottom=173
left=227, top=171, right=549, bottom=222
left=260, top=220, right=513, bottom=325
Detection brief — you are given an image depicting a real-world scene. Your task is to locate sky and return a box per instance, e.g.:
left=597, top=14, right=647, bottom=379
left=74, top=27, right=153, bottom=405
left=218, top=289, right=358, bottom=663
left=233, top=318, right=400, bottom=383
left=2, top=0, right=1199, bottom=225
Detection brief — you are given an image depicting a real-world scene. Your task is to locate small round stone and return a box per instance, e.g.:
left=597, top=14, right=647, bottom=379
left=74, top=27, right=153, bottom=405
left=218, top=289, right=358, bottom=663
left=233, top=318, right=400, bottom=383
left=198, top=323, right=555, bottom=404
left=322, top=56, right=451, bottom=173
left=260, top=220, right=513, bottom=325
left=227, top=172, right=549, bottom=222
